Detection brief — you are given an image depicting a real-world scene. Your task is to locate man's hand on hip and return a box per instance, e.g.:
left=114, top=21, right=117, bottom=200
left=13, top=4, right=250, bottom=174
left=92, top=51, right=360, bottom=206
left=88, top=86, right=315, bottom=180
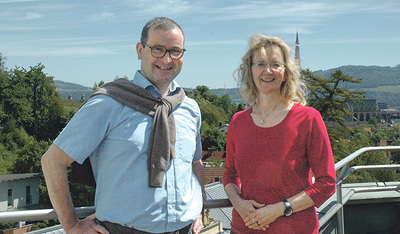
left=66, top=214, right=109, bottom=234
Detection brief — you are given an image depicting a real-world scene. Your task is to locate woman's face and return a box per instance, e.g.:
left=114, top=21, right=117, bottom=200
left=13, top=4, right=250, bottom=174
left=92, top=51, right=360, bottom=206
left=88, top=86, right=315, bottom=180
left=251, top=46, right=286, bottom=96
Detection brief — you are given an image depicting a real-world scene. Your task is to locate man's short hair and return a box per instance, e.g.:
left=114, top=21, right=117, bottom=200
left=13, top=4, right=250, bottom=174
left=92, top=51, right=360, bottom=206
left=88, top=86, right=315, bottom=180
left=141, top=17, right=184, bottom=43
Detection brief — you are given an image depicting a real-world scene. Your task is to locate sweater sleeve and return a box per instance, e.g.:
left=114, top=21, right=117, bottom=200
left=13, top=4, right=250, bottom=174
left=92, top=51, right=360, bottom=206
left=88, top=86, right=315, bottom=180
left=223, top=115, right=241, bottom=188
left=304, top=110, right=336, bottom=207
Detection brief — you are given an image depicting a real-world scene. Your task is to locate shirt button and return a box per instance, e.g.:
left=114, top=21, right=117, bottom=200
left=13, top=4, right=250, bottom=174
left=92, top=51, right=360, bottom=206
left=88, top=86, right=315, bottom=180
left=169, top=183, right=173, bottom=188
left=169, top=205, right=173, bottom=210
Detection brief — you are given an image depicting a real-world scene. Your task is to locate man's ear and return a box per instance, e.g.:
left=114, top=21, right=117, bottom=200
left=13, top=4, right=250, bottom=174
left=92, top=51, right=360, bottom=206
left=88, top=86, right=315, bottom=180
left=136, top=42, right=143, bottom=60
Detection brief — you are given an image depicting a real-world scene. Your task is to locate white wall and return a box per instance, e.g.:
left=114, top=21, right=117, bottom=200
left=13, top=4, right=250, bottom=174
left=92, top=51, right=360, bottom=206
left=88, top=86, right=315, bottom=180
left=0, top=177, right=40, bottom=211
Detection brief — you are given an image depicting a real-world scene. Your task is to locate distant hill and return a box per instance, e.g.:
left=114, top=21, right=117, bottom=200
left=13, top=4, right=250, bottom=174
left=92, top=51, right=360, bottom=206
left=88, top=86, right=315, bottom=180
left=313, top=65, right=400, bottom=107
left=208, top=88, right=243, bottom=104
left=313, top=65, right=400, bottom=89
left=54, top=65, right=400, bottom=107
left=54, top=80, right=93, bottom=102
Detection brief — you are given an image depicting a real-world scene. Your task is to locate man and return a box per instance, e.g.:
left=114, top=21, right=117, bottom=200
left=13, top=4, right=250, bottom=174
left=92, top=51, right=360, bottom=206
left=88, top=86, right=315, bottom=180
left=41, top=17, right=204, bottom=234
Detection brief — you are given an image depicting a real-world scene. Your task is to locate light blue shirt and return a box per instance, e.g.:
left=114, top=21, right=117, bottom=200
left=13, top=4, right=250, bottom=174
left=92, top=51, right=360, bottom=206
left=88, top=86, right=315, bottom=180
left=54, top=71, right=203, bottom=232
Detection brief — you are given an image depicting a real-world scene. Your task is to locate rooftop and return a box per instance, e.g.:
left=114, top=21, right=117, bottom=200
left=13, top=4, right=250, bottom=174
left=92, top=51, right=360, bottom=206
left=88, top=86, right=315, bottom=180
left=0, top=173, right=41, bottom=182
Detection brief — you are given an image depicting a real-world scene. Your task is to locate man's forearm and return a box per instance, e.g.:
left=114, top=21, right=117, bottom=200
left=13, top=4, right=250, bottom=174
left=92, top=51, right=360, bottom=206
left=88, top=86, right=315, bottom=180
left=192, top=160, right=205, bottom=233
left=192, top=160, right=204, bottom=190
left=41, top=144, right=79, bottom=231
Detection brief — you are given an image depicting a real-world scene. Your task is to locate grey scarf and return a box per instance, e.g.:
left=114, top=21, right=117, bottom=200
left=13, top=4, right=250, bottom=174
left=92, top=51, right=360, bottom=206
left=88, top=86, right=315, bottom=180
left=72, top=78, right=185, bottom=188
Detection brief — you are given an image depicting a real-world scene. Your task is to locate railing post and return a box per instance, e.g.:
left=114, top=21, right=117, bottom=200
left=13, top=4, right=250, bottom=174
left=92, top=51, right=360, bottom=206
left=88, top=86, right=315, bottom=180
left=336, top=182, right=345, bottom=234
left=335, top=162, right=349, bottom=234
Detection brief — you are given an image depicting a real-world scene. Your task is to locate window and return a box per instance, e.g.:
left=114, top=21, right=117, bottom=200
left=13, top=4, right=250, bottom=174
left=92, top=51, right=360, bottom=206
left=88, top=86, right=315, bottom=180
left=26, top=186, right=32, bottom=205
left=8, top=189, right=13, bottom=207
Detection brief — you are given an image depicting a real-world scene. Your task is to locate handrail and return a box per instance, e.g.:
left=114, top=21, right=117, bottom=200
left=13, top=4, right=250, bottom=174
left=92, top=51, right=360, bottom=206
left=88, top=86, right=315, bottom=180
left=0, top=206, right=95, bottom=223
left=0, top=200, right=232, bottom=223
left=334, top=146, right=400, bottom=171
left=2, top=146, right=400, bottom=234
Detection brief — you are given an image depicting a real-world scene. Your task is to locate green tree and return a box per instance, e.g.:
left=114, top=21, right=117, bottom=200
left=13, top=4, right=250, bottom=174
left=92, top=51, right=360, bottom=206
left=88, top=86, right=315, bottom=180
left=192, top=85, right=219, bottom=103
left=3, top=67, right=33, bottom=131
left=12, top=132, right=50, bottom=173
left=0, top=52, right=5, bottom=69
left=2, top=64, right=67, bottom=141
left=390, top=141, right=400, bottom=164
left=25, top=64, right=67, bottom=140
left=93, top=80, right=105, bottom=92
left=0, top=53, right=9, bottom=145
left=368, top=116, right=378, bottom=126
left=199, top=100, right=228, bottom=127
left=0, top=59, right=70, bottom=175
left=304, top=69, right=365, bottom=127
left=236, top=102, right=245, bottom=113
left=185, top=85, right=245, bottom=152
left=216, top=94, right=236, bottom=119
left=188, top=86, right=230, bottom=127
left=114, top=75, right=129, bottom=81
left=193, top=85, right=209, bottom=97
left=371, top=131, right=388, bottom=144
left=0, top=144, right=15, bottom=174
left=201, top=122, right=227, bottom=151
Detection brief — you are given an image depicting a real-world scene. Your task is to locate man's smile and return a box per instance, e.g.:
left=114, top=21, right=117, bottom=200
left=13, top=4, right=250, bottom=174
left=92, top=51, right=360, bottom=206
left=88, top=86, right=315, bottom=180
left=156, top=64, right=173, bottom=70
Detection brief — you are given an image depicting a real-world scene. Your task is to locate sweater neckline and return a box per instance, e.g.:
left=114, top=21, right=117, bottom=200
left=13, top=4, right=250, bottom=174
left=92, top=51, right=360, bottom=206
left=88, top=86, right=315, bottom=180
left=248, top=103, right=297, bottom=129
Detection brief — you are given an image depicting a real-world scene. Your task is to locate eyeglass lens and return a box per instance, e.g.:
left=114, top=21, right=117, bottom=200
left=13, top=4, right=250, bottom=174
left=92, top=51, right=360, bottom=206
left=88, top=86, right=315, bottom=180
left=143, top=42, right=184, bottom=59
left=254, top=62, right=284, bottom=71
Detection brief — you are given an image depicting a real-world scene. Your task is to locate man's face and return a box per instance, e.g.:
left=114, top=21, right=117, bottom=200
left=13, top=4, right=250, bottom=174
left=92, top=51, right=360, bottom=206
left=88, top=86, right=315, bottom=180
left=137, top=27, right=184, bottom=93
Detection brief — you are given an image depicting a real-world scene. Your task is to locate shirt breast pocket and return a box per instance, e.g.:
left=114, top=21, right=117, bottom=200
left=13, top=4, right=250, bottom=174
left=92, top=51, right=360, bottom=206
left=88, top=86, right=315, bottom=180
left=176, top=127, right=197, bottom=163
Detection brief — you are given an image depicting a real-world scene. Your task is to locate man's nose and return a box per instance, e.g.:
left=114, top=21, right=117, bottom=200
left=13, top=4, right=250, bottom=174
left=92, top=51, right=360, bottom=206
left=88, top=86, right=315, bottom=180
left=161, top=52, right=173, bottom=63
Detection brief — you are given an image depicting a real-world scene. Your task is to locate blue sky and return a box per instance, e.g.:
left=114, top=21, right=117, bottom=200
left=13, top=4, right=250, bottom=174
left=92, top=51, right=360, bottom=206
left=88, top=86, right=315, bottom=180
left=1, top=0, right=399, bottom=89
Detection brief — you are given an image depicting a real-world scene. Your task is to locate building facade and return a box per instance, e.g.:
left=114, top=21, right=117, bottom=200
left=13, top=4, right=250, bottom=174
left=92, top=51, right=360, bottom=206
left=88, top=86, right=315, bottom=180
left=347, top=99, right=380, bottom=124
left=0, top=173, right=41, bottom=211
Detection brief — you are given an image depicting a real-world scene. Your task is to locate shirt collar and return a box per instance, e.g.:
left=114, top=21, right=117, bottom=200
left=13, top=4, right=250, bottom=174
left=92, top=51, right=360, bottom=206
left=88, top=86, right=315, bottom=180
left=132, top=71, right=181, bottom=98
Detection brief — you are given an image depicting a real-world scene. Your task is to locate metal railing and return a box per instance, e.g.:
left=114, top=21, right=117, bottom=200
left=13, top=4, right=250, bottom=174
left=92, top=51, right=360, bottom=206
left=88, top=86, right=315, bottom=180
left=1, top=146, right=400, bottom=234
left=0, top=200, right=232, bottom=223
left=321, top=146, right=400, bottom=234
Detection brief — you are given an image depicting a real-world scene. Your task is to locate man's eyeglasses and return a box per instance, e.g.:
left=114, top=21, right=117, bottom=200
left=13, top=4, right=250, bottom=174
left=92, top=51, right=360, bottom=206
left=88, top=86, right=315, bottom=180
left=253, top=62, right=285, bottom=71
left=142, top=42, right=186, bottom=60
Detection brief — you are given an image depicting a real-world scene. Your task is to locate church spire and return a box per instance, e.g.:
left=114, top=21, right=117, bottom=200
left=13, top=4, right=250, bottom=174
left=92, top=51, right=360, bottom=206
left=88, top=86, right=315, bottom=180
left=294, top=30, right=301, bottom=67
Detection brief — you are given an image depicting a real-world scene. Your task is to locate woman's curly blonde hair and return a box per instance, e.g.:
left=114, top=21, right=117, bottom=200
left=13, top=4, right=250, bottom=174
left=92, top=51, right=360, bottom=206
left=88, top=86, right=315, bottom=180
left=235, top=34, right=307, bottom=106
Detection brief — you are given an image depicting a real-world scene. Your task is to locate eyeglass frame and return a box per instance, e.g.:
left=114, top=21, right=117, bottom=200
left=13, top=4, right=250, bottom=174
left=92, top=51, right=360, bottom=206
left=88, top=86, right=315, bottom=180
left=142, top=42, right=186, bottom=60
left=252, top=62, right=286, bottom=71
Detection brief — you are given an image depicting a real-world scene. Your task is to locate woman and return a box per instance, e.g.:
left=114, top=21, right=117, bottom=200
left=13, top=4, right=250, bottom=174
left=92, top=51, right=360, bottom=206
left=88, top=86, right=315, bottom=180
left=223, top=34, right=336, bottom=233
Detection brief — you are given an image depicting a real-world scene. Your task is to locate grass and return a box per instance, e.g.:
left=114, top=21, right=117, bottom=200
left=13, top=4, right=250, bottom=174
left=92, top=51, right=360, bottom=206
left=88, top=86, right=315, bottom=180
left=60, top=99, right=83, bottom=113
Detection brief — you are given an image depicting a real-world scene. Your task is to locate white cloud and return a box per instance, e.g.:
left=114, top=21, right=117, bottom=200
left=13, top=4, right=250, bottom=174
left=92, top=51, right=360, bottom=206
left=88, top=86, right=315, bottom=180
left=24, top=12, right=43, bottom=20
left=123, top=0, right=194, bottom=15
left=0, top=11, right=43, bottom=21
left=89, top=12, right=114, bottom=21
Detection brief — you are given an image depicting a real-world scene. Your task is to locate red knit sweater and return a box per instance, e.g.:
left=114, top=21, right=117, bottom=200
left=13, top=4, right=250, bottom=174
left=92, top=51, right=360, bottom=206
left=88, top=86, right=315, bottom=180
left=223, top=104, right=336, bottom=233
